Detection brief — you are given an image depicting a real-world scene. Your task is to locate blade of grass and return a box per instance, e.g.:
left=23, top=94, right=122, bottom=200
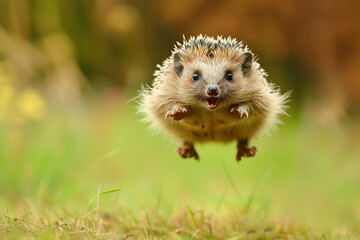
left=244, top=169, right=271, bottom=213
left=99, top=188, right=122, bottom=196
left=85, top=230, right=96, bottom=239
left=97, top=148, right=122, bottom=162
left=96, top=184, right=101, bottom=234
left=155, top=186, right=162, bottom=217
left=146, top=213, right=154, bottom=240
left=81, top=187, right=121, bottom=224
left=81, top=196, right=96, bottom=223
left=216, top=183, right=229, bottom=214
left=232, top=212, right=241, bottom=233
left=222, top=161, right=244, bottom=206
left=187, top=207, right=197, bottom=228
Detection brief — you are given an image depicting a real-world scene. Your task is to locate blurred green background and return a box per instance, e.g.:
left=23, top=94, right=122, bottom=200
left=1, top=0, right=360, bottom=236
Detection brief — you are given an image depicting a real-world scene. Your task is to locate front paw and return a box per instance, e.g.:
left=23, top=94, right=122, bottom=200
left=230, top=105, right=249, bottom=118
left=165, top=105, right=188, bottom=120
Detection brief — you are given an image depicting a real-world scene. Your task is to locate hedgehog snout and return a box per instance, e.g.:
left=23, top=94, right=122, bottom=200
left=206, top=85, right=219, bottom=96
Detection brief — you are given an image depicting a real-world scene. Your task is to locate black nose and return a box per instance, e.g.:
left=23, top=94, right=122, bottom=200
left=207, top=85, right=219, bottom=96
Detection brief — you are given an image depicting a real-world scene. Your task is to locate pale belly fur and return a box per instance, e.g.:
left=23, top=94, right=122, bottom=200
left=158, top=108, right=262, bottom=143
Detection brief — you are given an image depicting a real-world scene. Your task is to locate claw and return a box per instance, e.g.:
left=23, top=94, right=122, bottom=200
left=165, top=105, right=188, bottom=120
left=236, top=139, right=259, bottom=162
left=177, top=143, right=199, bottom=161
left=231, top=105, right=249, bottom=119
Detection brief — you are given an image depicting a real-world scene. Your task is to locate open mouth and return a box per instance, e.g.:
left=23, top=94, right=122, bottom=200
left=206, top=97, right=219, bottom=110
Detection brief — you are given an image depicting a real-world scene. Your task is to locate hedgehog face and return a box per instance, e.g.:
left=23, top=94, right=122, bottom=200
left=174, top=51, right=253, bottom=111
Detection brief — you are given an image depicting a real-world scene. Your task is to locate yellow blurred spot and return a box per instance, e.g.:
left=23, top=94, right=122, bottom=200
left=0, top=84, right=15, bottom=120
left=106, top=5, right=139, bottom=34
left=0, top=60, right=17, bottom=83
left=0, top=74, right=9, bottom=84
left=16, top=88, right=47, bottom=121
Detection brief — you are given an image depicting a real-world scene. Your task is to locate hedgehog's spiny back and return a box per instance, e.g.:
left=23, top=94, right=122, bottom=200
left=174, top=35, right=249, bottom=60
left=179, top=35, right=243, bottom=52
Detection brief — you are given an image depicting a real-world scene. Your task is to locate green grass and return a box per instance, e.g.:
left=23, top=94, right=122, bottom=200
left=0, top=99, right=360, bottom=239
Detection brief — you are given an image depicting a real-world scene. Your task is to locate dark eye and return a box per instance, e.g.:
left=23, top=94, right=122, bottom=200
left=192, top=72, right=200, bottom=81
left=225, top=71, right=233, bottom=81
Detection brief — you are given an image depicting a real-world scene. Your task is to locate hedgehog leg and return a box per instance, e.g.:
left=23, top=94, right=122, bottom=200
left=236, top=139, right=258, bottom=162
left=177, top=142, right=199, bottom=161
left=165, top=104, right=189, bottom=120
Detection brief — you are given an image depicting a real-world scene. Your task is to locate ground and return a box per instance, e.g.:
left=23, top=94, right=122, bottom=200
left=0, top=99, right=359, bottom=239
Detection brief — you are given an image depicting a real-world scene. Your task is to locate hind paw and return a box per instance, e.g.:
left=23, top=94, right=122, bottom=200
left=236, top=146, right=259, bottom=161
left=177, top=143, right=199, bottom=161
left=236, top=139, right=259, bottom=162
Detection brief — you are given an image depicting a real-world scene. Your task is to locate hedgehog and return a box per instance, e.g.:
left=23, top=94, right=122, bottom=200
left=139, top=35, right=289, bottom=161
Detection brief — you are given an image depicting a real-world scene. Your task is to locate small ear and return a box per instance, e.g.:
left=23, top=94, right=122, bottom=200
left=241, top=52, right=253, bottom=76
left=174, top=52, right=184, bottom=76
